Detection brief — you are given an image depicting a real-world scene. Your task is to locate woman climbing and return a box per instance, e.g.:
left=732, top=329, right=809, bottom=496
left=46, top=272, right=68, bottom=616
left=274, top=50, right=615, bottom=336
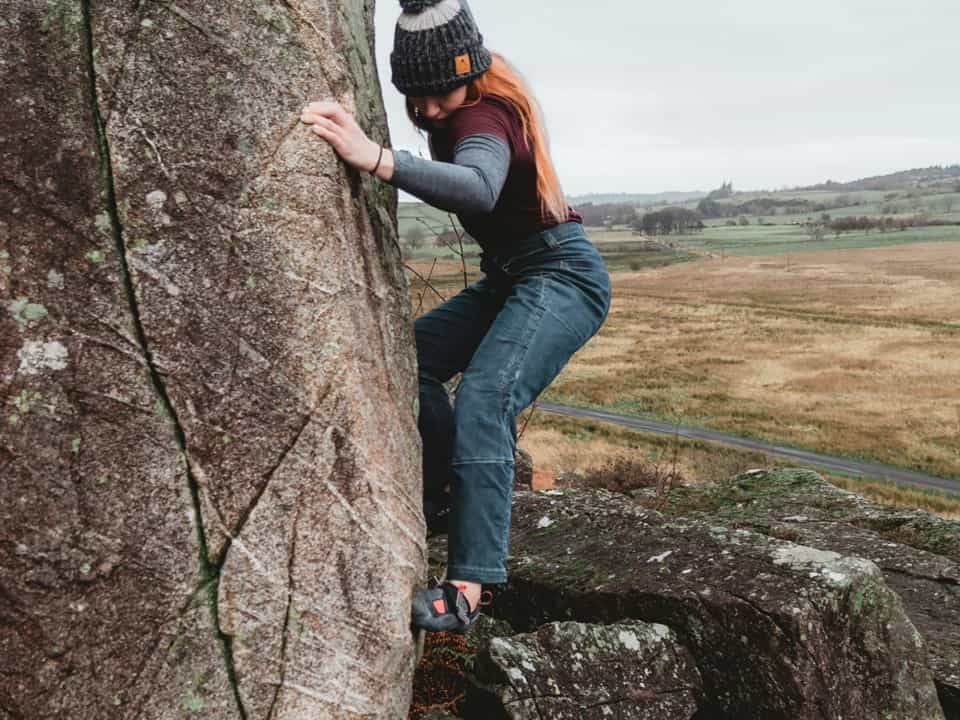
left=301, top=0, right=611, bottom=634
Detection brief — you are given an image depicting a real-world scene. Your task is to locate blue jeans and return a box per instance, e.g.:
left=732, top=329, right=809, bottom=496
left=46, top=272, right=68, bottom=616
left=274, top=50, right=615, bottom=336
left=415, top=221, right=612, bottom=583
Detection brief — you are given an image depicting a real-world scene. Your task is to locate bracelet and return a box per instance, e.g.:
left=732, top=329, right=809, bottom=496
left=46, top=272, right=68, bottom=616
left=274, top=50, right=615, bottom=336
left=370, top=145, right=385, bottom=175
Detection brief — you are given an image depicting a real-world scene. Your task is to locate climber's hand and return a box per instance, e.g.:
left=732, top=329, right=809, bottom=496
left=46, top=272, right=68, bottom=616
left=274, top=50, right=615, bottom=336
left=301, top=100, right=381, bottom=173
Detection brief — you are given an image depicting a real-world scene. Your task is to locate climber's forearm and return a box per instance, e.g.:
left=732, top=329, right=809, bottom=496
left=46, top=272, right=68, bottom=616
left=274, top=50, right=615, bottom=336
left=379, top=135, right=510, bottom=215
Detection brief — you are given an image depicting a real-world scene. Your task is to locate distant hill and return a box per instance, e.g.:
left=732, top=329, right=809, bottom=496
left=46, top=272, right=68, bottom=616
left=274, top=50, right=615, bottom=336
left=795, top=165, right=960, bottom=193
left=568, top=191, right=706, bottom=207
left=398, top=166, right=959, bottom=227
left=571, top=166, right=960, bottom=204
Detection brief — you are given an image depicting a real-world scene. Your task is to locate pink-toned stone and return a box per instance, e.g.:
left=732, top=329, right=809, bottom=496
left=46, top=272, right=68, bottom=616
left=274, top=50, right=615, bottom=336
left=1, top=2, right=423, bottom=718
left=531, top=469, right=556, bottom=490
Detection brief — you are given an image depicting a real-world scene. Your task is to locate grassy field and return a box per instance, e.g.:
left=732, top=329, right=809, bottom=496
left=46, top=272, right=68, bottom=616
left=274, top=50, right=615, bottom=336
left=685, top=222, right=960, bottom=256
left=405, top=236, right=960, bottom=509
left=517, top=411, right=960, bottom=518
left=402, top=210, right=960, bottom=514
left=401, top=217, right=960, bottom=268
left=540, top=239, right=960, bottom=482
left=398, top=202, right=458, bottom=238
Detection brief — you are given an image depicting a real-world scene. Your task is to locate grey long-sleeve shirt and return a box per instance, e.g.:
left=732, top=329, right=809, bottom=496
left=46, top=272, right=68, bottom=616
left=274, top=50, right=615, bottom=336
left=388, top=133, right=511, bottom=215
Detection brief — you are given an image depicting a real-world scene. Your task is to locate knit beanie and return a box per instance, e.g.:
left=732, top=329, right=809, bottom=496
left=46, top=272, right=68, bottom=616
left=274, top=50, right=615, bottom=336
left=390, top=0, right=492, bottom=97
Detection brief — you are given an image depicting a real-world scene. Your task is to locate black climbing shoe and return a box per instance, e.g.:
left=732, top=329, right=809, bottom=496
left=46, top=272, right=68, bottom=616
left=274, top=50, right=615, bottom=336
left=411, top=580, right=492, bottom=634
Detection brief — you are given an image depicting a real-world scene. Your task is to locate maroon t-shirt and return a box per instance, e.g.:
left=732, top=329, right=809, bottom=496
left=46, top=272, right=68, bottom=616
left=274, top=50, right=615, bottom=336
left=428, top=94, right=582, bottom=250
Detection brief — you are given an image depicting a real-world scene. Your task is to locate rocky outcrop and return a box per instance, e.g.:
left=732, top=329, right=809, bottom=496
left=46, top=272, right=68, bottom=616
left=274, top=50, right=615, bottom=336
left=486, top=485, right=945, bottom=720
left=470, top=620, right=701, bottom=720
left=632, top=468, right=960, bottom=718
left=1, top=2, right=421, bottom=718
left=420, top=468, right=956, bottom=719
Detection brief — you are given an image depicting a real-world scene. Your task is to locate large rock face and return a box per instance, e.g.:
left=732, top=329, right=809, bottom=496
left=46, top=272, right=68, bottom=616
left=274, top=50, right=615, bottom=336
left=636, top=468, right=960, bottom=718
left=490, top=484, right=945, bottom=720
left=1, top=2, right=423, bottom=718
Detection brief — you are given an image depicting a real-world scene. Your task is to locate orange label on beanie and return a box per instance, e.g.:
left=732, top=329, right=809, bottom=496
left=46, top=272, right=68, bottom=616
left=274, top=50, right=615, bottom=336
left=454, top=53, right=471, bottom=75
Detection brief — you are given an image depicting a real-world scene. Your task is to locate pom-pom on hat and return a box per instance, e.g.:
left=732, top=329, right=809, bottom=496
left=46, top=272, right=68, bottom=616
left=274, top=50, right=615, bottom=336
left=390, top=0, right=492, bottom=97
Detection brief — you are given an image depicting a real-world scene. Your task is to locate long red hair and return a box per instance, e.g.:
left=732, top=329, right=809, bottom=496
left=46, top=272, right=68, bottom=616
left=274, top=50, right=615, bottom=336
left=404, top=52, right=570, bottom=225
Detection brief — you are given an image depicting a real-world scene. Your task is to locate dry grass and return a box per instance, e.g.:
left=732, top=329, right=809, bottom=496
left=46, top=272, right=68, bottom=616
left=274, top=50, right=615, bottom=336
left=518, top=411, right=960, bottom=518
left=405, top=259, right=482, bottom=315
left=408, top=631, right=471, bottom=719
left=518, top=413, right=775, bottom=488
left=404, top=242, right=960, bottom=512
left=562, top=454, right=685, bottom=498
left=826, top=476, right=960, bottom=519
left=545, top=241, right=960, bottom=480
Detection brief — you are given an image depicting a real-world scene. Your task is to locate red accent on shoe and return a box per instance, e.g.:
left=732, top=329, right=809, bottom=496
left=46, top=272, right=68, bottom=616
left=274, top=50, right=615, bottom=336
left=432, top=598, right=446, bottom=614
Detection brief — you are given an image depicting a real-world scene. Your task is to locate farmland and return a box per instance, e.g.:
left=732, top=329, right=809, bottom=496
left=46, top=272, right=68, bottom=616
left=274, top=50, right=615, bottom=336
left=401, top=176, right=960, bottom=512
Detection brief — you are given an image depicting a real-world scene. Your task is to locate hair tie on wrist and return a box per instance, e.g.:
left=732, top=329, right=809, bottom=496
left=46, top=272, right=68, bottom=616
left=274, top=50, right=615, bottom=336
left=370, top=145, right=385, bottom=175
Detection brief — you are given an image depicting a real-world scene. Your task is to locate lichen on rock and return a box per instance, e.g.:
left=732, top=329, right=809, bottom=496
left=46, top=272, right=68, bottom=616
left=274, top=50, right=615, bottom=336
left=472, top=619, right=701, bottom=720
left=483, top=483, right=946, bottom=719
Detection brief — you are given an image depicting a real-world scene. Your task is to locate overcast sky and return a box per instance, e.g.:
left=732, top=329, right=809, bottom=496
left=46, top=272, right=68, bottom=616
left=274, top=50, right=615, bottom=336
left=372, top=0, right=959, bottom=197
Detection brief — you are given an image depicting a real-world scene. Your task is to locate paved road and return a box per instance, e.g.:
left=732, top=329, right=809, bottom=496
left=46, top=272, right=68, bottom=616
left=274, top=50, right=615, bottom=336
left=537, top=402, right=960, bottom=496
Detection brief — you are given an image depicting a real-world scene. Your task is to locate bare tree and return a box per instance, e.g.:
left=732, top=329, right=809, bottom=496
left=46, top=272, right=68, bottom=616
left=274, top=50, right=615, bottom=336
left=406, top=224, right=428, bottom=249
left=806, top=222, right=826, bottom=242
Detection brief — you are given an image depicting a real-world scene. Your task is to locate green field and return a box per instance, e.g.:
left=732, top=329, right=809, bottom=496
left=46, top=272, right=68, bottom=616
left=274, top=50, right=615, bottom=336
left=679, top=222, right=960, bottom=256
left=398, top=202, right=459, bottom=239
left=399, top=220, right=960, bottom=271
left=399, top=183, right=960, bottom=267
left=586, top=222, right=960, bottom=266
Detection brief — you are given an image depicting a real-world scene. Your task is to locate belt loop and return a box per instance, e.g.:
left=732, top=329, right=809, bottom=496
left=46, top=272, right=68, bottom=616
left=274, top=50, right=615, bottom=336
left=541, top=225, right=559, bottom=250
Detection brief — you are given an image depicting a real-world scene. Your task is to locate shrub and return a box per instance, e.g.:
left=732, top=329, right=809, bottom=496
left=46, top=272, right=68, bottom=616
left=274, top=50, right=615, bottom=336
left=569, top=455, right=686, bottom=497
